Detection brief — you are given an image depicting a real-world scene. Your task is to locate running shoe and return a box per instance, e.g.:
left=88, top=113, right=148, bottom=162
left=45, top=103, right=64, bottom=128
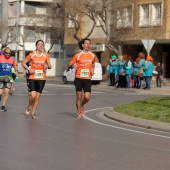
left=1, top=106, right=7, bottom=111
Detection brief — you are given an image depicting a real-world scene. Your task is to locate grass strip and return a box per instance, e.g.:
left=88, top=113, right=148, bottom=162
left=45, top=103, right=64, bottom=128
left=113, top=97, right=170, bottom=123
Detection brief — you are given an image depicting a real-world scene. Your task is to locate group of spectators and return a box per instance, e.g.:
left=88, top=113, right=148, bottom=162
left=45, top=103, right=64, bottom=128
left=108, top=52, right=163, bottom=90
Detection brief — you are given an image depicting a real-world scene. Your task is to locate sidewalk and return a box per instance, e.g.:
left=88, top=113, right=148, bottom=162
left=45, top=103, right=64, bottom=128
left=96, top=81, right=170, bottom=95
left=97, top=82, right=170, bottom=132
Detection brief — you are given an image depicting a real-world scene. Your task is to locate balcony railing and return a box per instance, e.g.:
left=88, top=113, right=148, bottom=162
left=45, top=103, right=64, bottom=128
left=8, top=13, right=62, bottom=28
left=8, top=0, right=54, bottom=3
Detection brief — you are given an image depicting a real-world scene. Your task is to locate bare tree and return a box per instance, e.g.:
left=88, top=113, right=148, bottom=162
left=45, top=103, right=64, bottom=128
left=14, top=1, right=65, bottom=56
left=62, top=0, right=162, bottom=58
left=0, top=20, right=16, bottom=50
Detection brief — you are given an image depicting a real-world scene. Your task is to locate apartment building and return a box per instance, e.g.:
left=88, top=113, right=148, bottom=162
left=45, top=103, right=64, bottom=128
left=64, top=0, right=170, bottom=79
left=0, top=0, right=66, bottom=75
left=115, top=0, right=170, bottom=78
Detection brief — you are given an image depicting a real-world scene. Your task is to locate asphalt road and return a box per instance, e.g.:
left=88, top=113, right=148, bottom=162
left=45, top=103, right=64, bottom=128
left=0, top=82, right=170, bottom=170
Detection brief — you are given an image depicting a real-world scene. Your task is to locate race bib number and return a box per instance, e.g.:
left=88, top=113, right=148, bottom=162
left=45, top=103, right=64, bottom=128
left=80, top=69, right=90, bottom=77
left=34, top=70, right=43, bottom=79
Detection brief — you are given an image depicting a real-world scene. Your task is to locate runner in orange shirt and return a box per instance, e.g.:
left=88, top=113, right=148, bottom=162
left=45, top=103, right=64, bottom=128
left=68, top=38, right=97, bottom=119
left=22, top=40, right=52, bottom=119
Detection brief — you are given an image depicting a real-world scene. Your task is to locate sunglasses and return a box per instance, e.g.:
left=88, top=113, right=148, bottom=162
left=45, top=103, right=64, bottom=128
left=5, top=52, right=11, bottom=55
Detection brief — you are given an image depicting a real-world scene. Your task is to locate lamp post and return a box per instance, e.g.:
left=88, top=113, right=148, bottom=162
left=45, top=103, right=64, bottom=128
left=15, top=0, right=19, bottom=63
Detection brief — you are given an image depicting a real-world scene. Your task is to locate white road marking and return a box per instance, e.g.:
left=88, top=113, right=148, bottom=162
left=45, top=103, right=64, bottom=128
left=83, top=107, right=170, bottom=139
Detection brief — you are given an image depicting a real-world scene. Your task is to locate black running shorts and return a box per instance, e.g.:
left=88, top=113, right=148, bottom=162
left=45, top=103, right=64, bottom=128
left=74, top=78, right=91, bottom=92
left=28, top=79, right=45, bottom=93
left=0, top=82, right=10, bottom=89
left=12, top=73, right=16, bottom=80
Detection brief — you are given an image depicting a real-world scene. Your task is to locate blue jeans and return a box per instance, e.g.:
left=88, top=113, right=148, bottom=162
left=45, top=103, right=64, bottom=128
left=145, top=76, right=151, bottom=89
left=126, top=74, right=131, bottom=88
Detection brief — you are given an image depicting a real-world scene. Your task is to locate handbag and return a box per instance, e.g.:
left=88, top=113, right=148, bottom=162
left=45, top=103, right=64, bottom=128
left=133, top=68, right=138, bottom=75
left=119, top=69, right=125, bottom=76
left=140, top=80, right=146, bottom=89
left=138, top=69, right=143, bottom=77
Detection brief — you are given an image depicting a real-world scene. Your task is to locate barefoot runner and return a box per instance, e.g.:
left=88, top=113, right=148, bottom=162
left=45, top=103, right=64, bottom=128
left=22, top=40, right=52, bottom=119
left=68, top=38, right=97, bottom=119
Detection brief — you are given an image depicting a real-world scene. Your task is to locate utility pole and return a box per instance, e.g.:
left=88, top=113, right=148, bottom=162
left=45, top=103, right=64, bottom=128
left=15, top=0, right=19, bottom=63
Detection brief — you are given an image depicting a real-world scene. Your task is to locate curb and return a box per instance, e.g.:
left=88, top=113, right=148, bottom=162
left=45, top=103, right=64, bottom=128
left=103, top=108, right=170, bottom=133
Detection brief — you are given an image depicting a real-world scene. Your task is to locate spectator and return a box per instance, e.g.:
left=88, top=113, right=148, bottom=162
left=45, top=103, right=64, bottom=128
left=109, top=55, right=118, bottom=86
left=143, top=56, right=153, bottom=90
left=117, top=55, right=126, bottom=88
left=125, top=55, right=133, bottom=88
left=133, top=57, right=140, bottom=88
left=156, top=62, right=163, bottom=87
left=136, top=52, right=146, bottom=88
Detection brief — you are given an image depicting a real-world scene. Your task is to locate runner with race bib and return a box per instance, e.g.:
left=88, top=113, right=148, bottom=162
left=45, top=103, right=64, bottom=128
left=68, top=38, right=97, bottom=119
left=22, top=40, right=52, bottom=119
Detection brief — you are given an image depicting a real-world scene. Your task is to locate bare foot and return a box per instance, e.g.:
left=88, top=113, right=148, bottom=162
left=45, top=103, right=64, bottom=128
left=77, top=112, right=83, bottom=119
left=80, top=106, right=84, bottom=115
left=25, top=108, right=31, bottom=116
left=31, top=114, right=38, bottom=120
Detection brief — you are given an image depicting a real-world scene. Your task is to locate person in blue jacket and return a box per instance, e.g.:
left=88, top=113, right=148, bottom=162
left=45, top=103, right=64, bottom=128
left=143, top=56, right=153, bottom=90
left=133, top=57, right=140, bottom=88
left=125, top=55, right=133, bottom=88
left=109, top=55, right=118, bottom=86
left=117, top=55, right=126, bottom=88
left=135, top=52, right=146, bottom=88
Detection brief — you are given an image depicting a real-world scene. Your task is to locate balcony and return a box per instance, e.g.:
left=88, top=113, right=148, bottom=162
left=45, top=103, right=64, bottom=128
left=8, top=13, right=62, bottom=28
left=8, top=0, right=62, bottom=3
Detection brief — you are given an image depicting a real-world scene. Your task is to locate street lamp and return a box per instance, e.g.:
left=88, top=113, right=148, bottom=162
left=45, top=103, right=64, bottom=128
left=15, top=0, right=19, bottom=63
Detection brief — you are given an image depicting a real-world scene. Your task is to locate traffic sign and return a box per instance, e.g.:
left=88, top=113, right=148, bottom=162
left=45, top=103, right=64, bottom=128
left=141, top=39, right=156, bottom=55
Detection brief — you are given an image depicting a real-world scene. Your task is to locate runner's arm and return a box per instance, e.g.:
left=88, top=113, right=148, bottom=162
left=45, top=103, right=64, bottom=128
left=14, top=65, right=18, bottom=75
left=68, top=55, right=77, bottom=68
left=22, top=58, right=30, bottom=71
left=12, top=61, right=18, bottom=75
left=46, top=59, right=52, bottom=69
left=91, top=56, right=96, bottom=76
left=22, top=58, right=34, bottom=74
left=91, top=63, right=95, bottom=76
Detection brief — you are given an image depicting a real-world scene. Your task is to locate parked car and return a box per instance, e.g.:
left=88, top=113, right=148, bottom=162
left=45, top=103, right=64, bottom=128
left=62, top=62, right=103, bottom=84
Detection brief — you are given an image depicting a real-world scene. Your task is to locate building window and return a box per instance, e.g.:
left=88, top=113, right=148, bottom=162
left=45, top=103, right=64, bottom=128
left=139, top=3, right=162, bottom=27
left=117, top=6, right=133, bottom=28
left=151, top=3, right=162, bottom=26
left=139, top=5, right=149, bottom=26
left=68, top=14, right=78, bottom=28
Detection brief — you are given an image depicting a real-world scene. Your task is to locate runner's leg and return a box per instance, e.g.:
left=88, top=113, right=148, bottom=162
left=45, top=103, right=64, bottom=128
left=81, top=92, right=91, bottom=114
left=31, top=92, right=41, bottom=119
left=76, top=91, right=83, bottom=119
left=25, top=90, right=36, bottom=115
left=2, top=88, right=10, bottom=106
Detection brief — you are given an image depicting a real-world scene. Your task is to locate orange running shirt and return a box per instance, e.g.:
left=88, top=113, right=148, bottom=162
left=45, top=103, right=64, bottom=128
left=27, top=51, right=50, bottom=80
left=70, top=51, right=96, bottom=79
